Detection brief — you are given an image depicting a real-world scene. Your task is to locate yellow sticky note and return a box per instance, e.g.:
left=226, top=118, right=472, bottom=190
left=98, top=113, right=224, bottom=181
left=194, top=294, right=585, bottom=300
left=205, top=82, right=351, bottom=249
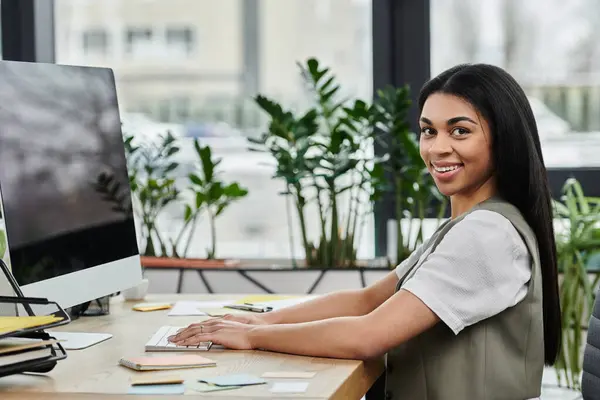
left=132, top=302, right=172, bottom=312
left=131, top=375, right=184, bottom=386
left=234, top=295, right=299, bottom=304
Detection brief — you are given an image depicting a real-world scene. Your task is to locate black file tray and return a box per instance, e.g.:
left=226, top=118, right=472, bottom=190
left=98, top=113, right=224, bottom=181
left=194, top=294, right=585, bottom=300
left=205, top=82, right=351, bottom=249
left=0, top=259, right=70, bottom=378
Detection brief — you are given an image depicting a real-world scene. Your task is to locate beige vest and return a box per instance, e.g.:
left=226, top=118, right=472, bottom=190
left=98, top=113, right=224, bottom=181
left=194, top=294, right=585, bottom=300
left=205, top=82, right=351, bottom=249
left=385, top=197, right=544, bottom=400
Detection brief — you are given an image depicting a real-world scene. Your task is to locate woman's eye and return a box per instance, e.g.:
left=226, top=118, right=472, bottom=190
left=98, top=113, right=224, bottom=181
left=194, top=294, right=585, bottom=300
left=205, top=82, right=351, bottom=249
left=452, top=127, right=469, bottom=136
left=420, top=127, right=434, bottom=136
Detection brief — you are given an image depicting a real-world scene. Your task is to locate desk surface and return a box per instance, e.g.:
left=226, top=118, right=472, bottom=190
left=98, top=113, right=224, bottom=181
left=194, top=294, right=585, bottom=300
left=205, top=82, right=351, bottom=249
left=0, top=294, right=383, bottom=399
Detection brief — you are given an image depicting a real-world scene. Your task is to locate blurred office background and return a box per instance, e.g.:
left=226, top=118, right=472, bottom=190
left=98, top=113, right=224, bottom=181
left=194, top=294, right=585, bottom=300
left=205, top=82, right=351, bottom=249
left=0, top=0, right=584, bottom=263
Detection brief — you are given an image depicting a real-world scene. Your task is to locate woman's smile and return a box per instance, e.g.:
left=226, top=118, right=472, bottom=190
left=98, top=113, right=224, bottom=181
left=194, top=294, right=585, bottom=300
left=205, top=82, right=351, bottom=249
left=430, top=161, right=464, bottom=182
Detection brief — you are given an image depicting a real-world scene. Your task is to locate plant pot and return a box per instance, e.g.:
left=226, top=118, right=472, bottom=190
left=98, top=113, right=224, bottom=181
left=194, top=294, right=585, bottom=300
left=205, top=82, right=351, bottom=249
left=122, top=278, right=149, bottom=301
left=140, top=256, right=240, bottom=269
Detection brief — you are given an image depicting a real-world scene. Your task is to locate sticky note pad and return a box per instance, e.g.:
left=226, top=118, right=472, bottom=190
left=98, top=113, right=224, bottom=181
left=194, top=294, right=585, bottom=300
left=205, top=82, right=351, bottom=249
left=262, top=371, right=316, bottom=379
left=132, top=302, right=172, bottom=312
left=128, top=383, right=185, bottom=395
left=186, top=381, right=241, bottom=392
left=270, top=381, right=310, bottom=393
left=131, top=375, right=183, bottom=386
left=200, top=374, right=266, bottom=386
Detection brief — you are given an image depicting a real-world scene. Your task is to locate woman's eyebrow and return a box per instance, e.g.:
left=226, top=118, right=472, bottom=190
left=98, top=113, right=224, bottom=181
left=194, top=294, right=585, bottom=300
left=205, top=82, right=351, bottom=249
left=447, top=116, right=478, bottom=125
left=419, top=116, right=478, bottom=125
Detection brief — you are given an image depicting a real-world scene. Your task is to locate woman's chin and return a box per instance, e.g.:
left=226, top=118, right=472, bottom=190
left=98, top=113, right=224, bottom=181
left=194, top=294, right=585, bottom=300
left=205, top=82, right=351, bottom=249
left=434, top=182, right=460, bottom=198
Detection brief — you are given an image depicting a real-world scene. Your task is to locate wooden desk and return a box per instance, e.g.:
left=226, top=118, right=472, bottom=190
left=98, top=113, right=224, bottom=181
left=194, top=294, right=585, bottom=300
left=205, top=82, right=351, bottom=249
left=0, top=294, right=384, bottom=399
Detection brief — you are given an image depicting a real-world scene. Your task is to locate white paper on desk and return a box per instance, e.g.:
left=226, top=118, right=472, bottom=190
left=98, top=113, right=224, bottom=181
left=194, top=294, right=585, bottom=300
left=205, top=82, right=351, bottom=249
left=168, top=300, right=235, bottom=316
left=270, top=382, right=309, bottom=393
left=253, top=296, right=318, bottom=311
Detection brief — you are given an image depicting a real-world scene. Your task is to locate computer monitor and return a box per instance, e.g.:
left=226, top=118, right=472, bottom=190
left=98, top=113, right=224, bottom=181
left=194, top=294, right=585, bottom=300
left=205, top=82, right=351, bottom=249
left=0, top=60, right=142, bottom=310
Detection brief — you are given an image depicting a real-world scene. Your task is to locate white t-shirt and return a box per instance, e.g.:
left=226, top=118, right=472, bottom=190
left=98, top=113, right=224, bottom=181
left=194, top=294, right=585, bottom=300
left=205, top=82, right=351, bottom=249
left=395, top=209, right=532, bottom=335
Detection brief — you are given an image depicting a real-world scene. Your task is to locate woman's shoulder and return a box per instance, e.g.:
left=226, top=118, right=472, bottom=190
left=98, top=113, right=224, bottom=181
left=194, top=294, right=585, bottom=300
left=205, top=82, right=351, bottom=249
left=448, top=209, right=528, bottom=255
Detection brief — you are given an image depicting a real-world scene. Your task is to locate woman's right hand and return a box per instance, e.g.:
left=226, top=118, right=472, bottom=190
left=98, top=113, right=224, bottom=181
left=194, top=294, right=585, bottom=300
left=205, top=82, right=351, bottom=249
left=202, top=313, right=269, bottom=326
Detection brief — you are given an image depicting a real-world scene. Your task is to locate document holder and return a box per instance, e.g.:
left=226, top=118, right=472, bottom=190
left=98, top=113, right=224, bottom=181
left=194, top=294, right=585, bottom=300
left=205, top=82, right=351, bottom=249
left=0, top=259, right=70, bottom=378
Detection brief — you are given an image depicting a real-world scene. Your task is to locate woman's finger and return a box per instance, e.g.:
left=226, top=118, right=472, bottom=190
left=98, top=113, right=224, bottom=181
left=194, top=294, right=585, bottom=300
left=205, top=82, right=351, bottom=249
left=169, top=326, right=202, bottom=342
left=201, top=318, right=225, bottom=326
left=179, top=333, right=212, bottom=346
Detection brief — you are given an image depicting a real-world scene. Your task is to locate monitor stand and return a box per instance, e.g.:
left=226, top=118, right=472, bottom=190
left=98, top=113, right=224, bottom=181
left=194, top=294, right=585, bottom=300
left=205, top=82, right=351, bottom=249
left=47, top=331, right=113, bottom=350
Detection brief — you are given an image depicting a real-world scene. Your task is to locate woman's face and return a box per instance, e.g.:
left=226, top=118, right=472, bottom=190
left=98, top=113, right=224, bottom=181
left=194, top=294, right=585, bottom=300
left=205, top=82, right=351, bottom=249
left=419, top=92, right=495, bottom=198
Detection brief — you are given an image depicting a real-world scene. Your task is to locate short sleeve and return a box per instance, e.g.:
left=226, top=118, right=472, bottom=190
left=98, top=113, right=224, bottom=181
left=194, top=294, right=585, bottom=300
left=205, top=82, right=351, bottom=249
left=400, top=210, right=531, bottom=335
left=394, top=238, right=430, bottom=281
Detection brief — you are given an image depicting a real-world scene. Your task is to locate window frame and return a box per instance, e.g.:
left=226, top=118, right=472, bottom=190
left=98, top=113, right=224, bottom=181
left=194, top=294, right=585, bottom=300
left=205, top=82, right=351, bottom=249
left=1, top=0, right=54, bottom=63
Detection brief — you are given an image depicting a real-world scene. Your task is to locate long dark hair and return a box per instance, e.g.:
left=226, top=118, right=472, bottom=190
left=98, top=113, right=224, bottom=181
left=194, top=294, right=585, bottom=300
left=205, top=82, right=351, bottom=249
left=417, top=63, right=561, bottom=365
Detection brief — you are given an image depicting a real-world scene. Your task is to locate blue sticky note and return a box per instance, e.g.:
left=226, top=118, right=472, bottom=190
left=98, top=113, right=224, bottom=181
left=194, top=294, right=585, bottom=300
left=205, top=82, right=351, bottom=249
left=200, top=374, right=266, bottom=387
left=128, top=383, right=185, bottom=395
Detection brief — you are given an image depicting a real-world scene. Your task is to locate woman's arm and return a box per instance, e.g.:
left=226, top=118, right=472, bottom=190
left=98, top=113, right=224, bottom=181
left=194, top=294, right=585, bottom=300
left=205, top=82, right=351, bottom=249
left=250, top=289, right=439, bottom=359
left=260, top=271, right=399, bottom=324
left=171, top=288, right=440, bottom=360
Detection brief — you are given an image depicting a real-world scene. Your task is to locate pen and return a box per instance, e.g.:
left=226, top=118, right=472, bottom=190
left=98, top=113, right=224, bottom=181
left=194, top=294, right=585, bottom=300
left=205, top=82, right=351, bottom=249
left=224, top=303, right=273, bottom=313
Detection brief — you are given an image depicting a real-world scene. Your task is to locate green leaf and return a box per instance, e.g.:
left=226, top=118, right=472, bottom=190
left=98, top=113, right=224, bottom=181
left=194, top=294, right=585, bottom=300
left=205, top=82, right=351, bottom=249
left=196, top=192, right=205, bottom=209
left=164, top=162, right=178, bottom=174
left=223, top=183, right=249, bottom=198
left=189, top=173, right=203, bottom=186
left=215, top=202, right=228, bottom=217
left=184, top=205, right=192, bottom=222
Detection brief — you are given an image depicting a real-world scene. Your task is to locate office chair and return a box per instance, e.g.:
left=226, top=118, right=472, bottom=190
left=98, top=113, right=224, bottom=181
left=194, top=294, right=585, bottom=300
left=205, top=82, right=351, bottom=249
left=582, top=286, right=600, bottom=399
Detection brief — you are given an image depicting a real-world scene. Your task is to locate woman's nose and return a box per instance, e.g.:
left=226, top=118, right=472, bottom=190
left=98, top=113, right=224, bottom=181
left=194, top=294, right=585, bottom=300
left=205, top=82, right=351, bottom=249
left=428, top=133, right=453, bottom=156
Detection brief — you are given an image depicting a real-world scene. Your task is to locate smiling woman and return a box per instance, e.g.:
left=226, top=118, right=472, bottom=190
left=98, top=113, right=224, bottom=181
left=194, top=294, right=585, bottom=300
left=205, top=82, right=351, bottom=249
left=418, top=93, right=497, bottom=218
left=170, top=64, right=561, bottom=400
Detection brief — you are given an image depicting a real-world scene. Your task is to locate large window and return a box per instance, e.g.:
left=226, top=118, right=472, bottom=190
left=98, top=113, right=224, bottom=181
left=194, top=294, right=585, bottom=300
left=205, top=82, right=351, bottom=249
left=431, top=0, right=600, bottom=169
left=54, top=0, right=373, bottom=261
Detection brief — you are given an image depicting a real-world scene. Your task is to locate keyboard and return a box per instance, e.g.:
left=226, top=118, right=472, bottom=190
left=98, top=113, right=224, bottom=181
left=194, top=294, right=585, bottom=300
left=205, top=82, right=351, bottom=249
left=145, top=326, right=213, bottom=352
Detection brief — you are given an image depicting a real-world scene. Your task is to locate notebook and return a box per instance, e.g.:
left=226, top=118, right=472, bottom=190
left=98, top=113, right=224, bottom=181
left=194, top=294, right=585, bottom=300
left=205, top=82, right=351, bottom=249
left=118, top=354, right=216, bottom=371
left=0, top=338, right=60, bottom=355
left=0, top=346, right=53, bottom=367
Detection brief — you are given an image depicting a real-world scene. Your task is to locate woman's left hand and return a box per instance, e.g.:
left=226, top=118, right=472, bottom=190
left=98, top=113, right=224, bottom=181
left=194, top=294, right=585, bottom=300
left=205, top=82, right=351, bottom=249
left=168, top=319, right=256, bottom=350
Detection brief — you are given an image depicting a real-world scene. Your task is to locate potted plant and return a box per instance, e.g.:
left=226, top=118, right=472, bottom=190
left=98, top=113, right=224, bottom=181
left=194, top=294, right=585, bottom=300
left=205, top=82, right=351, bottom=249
left=552, top=177, right=600, bottom=390
left=251, top=58, right=446, bottom=269
left=370, top=85, right=447, bottom=266
left=123, top=131, right=248, bottom=269
left=250, top=58, right=388, bottom=268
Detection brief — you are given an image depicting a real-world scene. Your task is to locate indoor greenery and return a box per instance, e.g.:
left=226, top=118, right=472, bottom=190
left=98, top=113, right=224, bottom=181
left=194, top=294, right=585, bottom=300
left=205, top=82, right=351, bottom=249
left=124, top=132, right=180, bottom=257
left=370, top=85, right=447, bottom=265
left=251, top=58, right=446, bottom=268
left=552, top=177, right=600, bottom=390
left=123, top=132, right=248, bottom=260
left=251, top=59, right=379, bottom=268
left=186, top=141, right=248, bottom=259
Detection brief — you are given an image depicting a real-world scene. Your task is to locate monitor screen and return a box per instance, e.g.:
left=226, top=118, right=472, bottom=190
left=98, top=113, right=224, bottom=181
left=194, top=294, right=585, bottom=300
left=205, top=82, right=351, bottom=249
left=0, top=60, right=139, bottom=290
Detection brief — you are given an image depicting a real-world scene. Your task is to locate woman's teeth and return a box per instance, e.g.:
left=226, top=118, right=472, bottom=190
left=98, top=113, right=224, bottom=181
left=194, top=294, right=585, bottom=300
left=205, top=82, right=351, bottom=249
left=433, top=165, right=461, bottom=172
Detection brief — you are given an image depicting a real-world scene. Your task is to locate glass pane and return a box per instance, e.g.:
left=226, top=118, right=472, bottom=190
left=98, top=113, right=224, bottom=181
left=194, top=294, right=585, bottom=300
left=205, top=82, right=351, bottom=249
left=431, top=0, right=600, bottom=168
left=54, top=0, right=374, bottom=262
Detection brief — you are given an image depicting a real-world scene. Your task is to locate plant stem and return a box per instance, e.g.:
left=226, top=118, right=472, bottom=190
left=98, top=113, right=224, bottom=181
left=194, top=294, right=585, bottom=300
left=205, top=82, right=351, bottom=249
left=313, top=181, right=327, bottom=267
left=342, top=179, right=359, bottom=267
left=285, top=185, right=298, bottom=268
left=329, top=182, right=339, bottom=267
left=294, top=185, right=311, bottom=265
left=144, top=223, right=155, bottom=256
left=182, top=213, right=201, bottom=258
left=208, top=210, right=216, bottom=259
left=395, top=176, right=404, bottom=264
